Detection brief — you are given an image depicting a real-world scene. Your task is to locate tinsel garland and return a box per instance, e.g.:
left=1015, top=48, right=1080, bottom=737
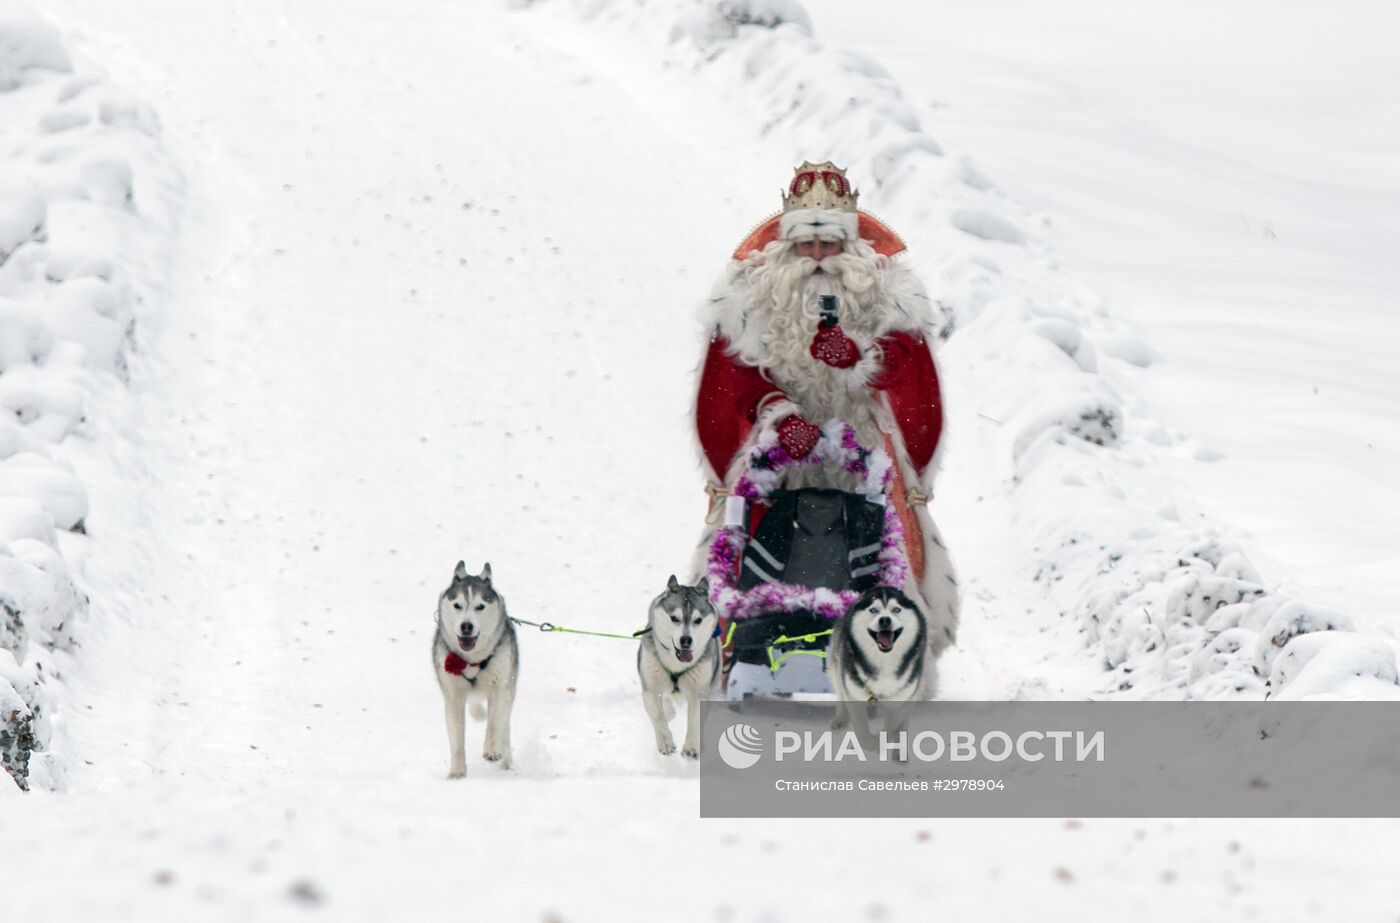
left=707, top=420, right=910, bottom=620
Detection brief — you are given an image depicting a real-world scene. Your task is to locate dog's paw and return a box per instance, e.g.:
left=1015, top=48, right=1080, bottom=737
left=447, top=766, right=466, bottom=780
left=682, top=744, right=700, bottom=759
left=483, top=748, right=507, bottom=763
left=830, top=714, right=849, bottom=731
left=656, top=736, right=677, bottom=756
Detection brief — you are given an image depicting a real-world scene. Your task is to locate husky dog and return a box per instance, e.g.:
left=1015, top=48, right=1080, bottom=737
left=638, top=575, right=720, bottom=758
left=432, top=561, right=518, bottom=778
left=829, top=586, right=929, bottom=746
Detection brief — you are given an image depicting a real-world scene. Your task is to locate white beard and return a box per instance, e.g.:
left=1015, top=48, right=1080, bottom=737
left=701, top=239, right=937, bottom=489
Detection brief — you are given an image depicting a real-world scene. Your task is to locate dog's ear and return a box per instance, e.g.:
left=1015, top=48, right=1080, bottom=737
left=480, top=562, right=492, bottom=585
left=695, top=576, right=710, bottom=597
left=454, top=560, right=468, bottom=582
left=667, top=574, right=680, bottom=593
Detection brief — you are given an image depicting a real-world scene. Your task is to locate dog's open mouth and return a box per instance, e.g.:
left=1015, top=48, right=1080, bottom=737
left=676, top=649, right=694, bottom=664
left=870, top=627, right=902, bottom=652
left=459, top=635, right=477, bottom=651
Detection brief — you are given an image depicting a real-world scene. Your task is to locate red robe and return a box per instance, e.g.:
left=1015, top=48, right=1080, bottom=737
left=695, top=329, right=943, bottom=482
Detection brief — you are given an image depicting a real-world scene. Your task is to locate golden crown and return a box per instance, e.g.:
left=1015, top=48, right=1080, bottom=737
left=781, top=160, right=859, bottom=213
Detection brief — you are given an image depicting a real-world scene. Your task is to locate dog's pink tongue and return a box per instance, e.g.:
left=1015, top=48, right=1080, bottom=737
left=677, top=650, right=694, bottom=664
left=876, top=631, right=894, bottom=651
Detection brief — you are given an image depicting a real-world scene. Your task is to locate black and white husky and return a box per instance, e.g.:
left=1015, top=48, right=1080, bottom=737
left=432, top=561, right=518, bottom=778
left=829, top=587, right=929, bottom=743
left=638, top=575, right=720, bottom=758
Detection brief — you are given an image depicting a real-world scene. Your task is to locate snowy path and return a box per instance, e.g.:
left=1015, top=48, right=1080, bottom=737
left=6, top=1, right=1400, bottom=920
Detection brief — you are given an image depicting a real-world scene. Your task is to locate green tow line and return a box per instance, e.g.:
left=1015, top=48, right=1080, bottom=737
left=765, top=629, right=834, bottom=672
left=510, top=617, right=647, bottom=642
left=512, top=618, right=830, bottom=676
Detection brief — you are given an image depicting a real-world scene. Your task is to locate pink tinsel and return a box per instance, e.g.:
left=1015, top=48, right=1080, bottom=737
left=707, top=420, right=910, bottom=621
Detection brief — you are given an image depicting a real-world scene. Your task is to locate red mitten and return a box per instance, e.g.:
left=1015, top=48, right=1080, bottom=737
left=809, top=324, right=861, bottom=369
left=776, top=415, right=822, bottom=459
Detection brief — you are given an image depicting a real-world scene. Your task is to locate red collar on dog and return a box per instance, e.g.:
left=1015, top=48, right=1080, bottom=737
left=444, top=651, right=488, bottom=675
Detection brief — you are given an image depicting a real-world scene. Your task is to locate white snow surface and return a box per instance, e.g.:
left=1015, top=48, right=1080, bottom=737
left=4, top=0, right=1400, bottom=919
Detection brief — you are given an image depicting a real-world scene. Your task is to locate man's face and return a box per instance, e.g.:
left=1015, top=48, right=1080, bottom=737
left=794, top=237, right=843, bottom=265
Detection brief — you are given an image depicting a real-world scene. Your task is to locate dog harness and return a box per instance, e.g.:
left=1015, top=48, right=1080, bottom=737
left=444, top=651, right=492, bottom=677
left=855, top=681, right=880, bottom=705
left=665, top=666, right=684, bottom=695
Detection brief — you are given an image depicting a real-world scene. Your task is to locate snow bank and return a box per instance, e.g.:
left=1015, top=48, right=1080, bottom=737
left=0, top=4, right=71, bottom=92
left=672, top=0, right=812, bottom=44
left=0, top=0, right=173, bottom=789
left=561, top=0, right=1400, bottom=702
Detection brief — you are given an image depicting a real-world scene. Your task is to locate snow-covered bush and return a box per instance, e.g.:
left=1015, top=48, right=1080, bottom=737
left=0, top=0, right=169, bottom=788
left=0, top=648, right=40, bottom=785
left=673, top=0, right=813, bottom=46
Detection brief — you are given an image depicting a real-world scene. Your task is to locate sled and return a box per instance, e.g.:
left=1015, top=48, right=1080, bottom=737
left=705, top=419, right=922, bottom=699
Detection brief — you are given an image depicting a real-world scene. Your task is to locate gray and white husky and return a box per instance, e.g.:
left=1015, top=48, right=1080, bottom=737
left=432, top=561, right=518, bottom=778
left=829, top=586, right=929, bottom=745
left=638, top=575, right=720, bottom=758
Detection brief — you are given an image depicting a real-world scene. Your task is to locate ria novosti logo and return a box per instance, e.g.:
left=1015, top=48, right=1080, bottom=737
left=716, top=722, right=1106, bottom=769
left=717, top=723, right=764, bottom=769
